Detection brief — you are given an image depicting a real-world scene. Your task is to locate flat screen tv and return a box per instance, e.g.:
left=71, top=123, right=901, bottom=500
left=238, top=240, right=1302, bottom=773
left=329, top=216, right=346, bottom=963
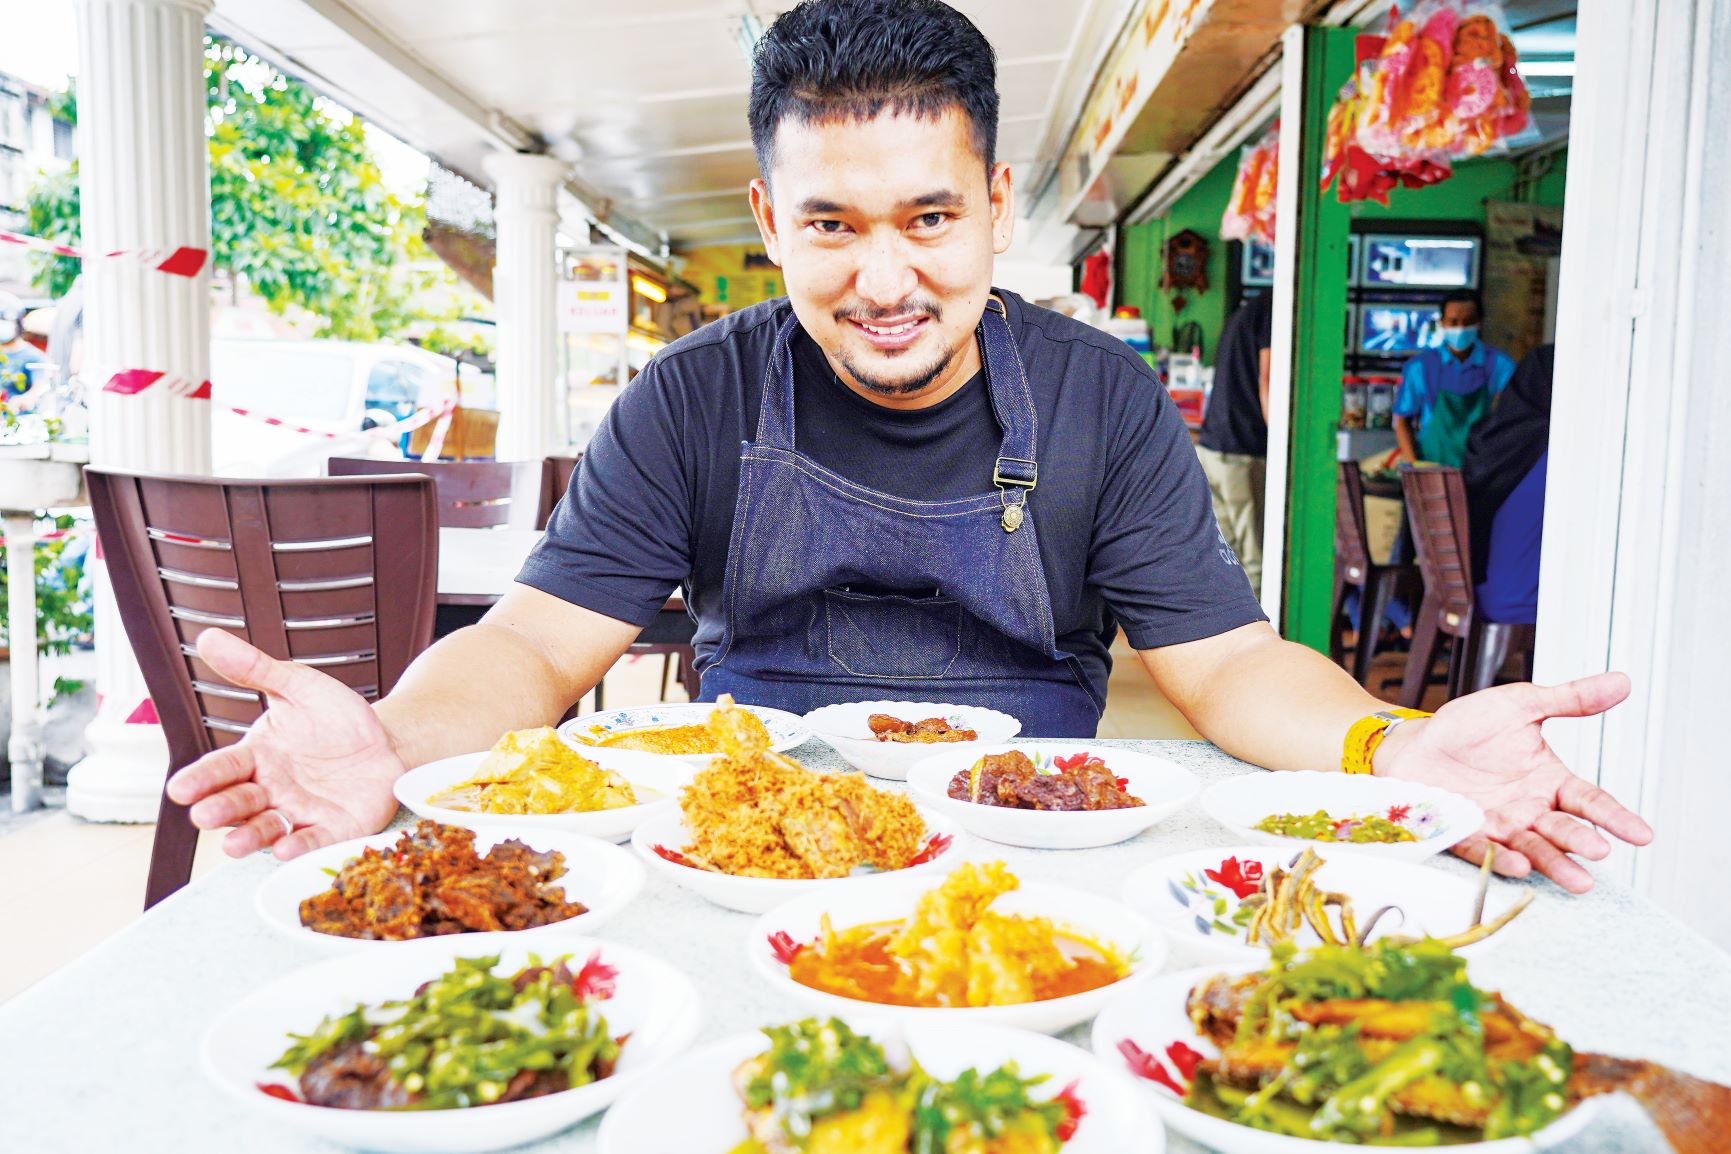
left=1357, top=302, right=1443, bottom=357
left=1241, top=239, right=1275, bottom=287
left=1359, top=234, right=1480, bottom=289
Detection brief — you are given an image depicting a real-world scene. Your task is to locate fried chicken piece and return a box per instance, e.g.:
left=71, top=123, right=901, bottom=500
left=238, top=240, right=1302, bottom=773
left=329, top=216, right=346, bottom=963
left=966, top=912, right=1071, bottom=1006
left=869, top=713, right=914, bottom=738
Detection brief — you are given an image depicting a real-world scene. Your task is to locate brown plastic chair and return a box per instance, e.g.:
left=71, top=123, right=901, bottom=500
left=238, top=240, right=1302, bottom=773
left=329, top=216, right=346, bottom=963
left=1398, top=467, right=1534, bottom=706
left=1332, top=462, right=1418, bottom=687
left=327, top=457, right=543, bottom=529
left=539, top=454, right=582, bottom=530
left=84, top=469, right=439, bottom=909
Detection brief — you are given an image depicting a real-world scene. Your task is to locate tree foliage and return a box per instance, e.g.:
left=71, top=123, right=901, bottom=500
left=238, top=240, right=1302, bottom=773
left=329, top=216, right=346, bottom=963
left=26, top=39, right=455, bottom=341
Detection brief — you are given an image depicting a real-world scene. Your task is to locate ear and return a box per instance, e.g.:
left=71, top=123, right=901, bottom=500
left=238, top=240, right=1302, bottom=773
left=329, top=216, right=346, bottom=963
left=749, top=179, right=782, bottom=266
left=988, top=163, right=1015, bottom=256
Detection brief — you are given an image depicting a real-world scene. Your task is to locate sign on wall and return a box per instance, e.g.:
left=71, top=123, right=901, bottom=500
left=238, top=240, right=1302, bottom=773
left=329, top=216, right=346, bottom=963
left=556, top=280, right=626, bottom=334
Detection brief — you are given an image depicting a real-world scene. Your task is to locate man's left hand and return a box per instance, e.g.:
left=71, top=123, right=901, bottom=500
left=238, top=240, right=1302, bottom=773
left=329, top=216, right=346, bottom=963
left=1372, top=671, right=1653, bottom=893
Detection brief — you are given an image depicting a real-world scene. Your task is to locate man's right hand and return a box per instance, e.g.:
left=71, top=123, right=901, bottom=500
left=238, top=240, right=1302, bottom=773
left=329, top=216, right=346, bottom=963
left=165, top=628, right=405, bottom=861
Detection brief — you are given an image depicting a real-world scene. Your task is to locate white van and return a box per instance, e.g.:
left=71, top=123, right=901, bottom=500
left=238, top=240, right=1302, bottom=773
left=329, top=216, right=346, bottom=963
left=209, top=339, right=485, bottom=476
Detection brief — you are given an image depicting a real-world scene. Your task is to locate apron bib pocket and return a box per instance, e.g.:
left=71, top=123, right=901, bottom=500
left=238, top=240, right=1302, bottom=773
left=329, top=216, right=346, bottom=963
left=824, top=588, right=961, bottom=679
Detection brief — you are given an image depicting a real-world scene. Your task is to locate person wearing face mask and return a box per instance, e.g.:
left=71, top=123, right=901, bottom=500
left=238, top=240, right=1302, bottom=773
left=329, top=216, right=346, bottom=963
left=0, top=292, right=48, bottom=406
left=1391, top=289, right=1516, bottom=467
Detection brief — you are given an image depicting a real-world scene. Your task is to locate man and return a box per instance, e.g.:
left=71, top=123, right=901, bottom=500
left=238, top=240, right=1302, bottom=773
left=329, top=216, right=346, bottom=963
left=1195, top=290, right=1273, bottom=595
left=170, top=0, right=1648, bottom=894
left=1463, top=343, right=1554, bottom=625
left=1393, top=289, right=1517, bottom=467
left=0, top=293, right=48, bottom=404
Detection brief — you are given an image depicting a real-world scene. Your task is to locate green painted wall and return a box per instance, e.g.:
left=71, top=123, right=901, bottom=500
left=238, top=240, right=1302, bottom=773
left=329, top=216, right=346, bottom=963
left=1121, top=150, right=1568, bottom=367
left=1119, top=154, right=1239, bottom=360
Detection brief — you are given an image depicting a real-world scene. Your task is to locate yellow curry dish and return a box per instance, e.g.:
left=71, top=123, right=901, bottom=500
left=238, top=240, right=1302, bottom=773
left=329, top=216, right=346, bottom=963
left=580, top=723, right=717, bottom=757
left=780, top=862, right=1129, bottom=1008
left=429, top=727, right=640, bottom=815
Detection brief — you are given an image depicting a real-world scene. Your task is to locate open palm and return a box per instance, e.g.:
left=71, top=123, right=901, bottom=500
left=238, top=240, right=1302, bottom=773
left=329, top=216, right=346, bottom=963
left=1374, top=671, right=1653, bottom=893
left=165, top=629, right=405, bottom=860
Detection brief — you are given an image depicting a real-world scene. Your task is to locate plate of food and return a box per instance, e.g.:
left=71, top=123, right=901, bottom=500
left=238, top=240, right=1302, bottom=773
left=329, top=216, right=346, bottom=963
left=202, top=935, right=702, bottom=1153
left=905, top=744, right=1200, bottom=849
left=1090, top=939, right=1607, bottom=1153
left=748, top=860, right=1165, bottom=1034
left=596, top=1015, right=1159, bottom=1154
left=801, top=700, right=1022, bottom=779
left=1121, top=845, right=1533, bottom=966
left=254, top=819, right=645, bottom=953
left=393, top=727, right=691, bottom=842
left=1200, top=770, right=1484, bottom=861
left=629, top=700, right=961, bottom=912
left=558, top=699, right=810, bottom=763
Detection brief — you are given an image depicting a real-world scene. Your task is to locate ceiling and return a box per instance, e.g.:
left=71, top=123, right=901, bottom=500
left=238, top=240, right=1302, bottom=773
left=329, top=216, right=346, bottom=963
left=209, top=0, right=1131, bottom=253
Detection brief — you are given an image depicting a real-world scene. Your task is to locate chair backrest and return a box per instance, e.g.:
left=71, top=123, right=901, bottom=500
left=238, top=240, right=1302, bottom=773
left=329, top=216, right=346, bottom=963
left=539, top=454, right=582, bottom=530
left=84, top=469, right=439, bottom=906
left=1401, top=466, right=1475, bottom=630
left=327, top=456, right=542, bottom=529
left=1334, top=462, right=1372, bottom=581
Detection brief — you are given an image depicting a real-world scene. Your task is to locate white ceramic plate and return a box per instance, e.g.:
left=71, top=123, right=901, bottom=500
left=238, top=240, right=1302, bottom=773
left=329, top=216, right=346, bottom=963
left=597, top=1017, right=1160, bottom=1154
left=630, top=806, right=963, bottom=914
left=202, top=934, right=703, bottom=1154
left=1090, top=966, right=1596, bottom=1154
left=1200, top=770, right=1484, bottom=861
left=749, top=871, right=1166, bottom=1034
left=1121, top=845, right=1529, bottom=967
left=557, top=701, right=811, bottom=764
left=801, top=700, right=1023, bottom=780
left=905, top=743, right=1200, bottom=849
left=393, top=746, right=691, bottom=843
left=255, top=824, right=646, bottom=954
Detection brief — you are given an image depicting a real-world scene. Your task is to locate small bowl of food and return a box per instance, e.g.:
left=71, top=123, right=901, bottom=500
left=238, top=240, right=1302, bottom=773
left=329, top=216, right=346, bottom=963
left=906, top=743, right=1200, bottom=849
left=202, top=935, right=702, bottom=1154
left=597, top=1015, right=1159, bottom=1154
left=393, top=727, right=691, bottom=843
left=557, top=701, right=810, bottom=764
left=254, top=819, right=646, bottom=954
left=1200, top=770, right=1484, bottom=862
left=1091, top=940, right=1599, bottom=1154
left=1120, top=844, right=1533, bottom=967
left=801, top=700, right=1022, bottom=779
left=749, top=860, right=1165, bottom=1035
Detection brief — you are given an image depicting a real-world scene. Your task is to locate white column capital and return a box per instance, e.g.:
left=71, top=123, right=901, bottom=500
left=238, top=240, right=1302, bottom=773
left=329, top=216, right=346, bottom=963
left=78, top=0, right=214, bottom=15
left=483, top=152, right=570, bottom=210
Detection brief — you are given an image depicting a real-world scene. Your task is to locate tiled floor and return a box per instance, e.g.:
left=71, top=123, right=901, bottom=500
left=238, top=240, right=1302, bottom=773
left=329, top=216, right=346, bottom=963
left=2, top=639, right=1428, bottom=1004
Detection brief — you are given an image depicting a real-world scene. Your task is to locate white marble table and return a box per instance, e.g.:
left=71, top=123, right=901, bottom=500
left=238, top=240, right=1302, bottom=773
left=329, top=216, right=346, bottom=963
left=436, top=526, right=544, bottom=602
left=2, top=740, right=1724, bottom=1153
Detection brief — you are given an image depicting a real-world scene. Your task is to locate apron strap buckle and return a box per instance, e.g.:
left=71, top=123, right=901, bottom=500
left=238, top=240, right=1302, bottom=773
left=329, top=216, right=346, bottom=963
left=994, top=456, right=1038, bottom=489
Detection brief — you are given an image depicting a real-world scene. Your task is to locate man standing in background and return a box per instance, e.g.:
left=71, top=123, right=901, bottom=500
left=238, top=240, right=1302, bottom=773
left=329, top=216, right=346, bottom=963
left=1393, top=289, right=1516, bottom=467
left=1196, top=289, right=1274, bottom=596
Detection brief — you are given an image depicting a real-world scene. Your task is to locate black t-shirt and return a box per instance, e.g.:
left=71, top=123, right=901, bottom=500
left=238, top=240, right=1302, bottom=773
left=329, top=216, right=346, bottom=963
left=1198, top=290, right=1274, bottom=457
left=519, top=291, right=1266, bottom=698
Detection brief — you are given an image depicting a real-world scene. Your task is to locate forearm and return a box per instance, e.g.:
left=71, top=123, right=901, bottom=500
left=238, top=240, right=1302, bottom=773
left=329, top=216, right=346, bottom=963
left=374, top=587, right=639, bottom=769
left=1393, top=415, right=1418, bottom=461
left=1139, top=622, right=1385, bottom=771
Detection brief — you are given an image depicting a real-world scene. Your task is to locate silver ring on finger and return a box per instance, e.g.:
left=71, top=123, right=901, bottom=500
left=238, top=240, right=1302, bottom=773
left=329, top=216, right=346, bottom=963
left=264, top=810, right=294, bottom=842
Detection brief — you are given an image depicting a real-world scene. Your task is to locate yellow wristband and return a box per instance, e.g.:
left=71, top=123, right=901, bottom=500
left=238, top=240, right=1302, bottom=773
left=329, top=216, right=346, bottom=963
left=1343, top=708, right=1431, bottom=775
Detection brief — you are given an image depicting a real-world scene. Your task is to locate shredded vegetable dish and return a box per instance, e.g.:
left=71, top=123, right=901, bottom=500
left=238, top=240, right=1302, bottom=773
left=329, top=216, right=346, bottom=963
left=1255, top=809, right=1418, bottom=843
left=784, top=862, right=1127, bottom=1007
left=265, top=953, right=622, bottom=1110
left=430, top=728, right=638, bottom=815
left=727, top=1017, right=1084, bottom=1154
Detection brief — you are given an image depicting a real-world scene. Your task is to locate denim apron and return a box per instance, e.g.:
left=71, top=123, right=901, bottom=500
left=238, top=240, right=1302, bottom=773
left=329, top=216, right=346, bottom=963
left=698, top=298, right=1102, bottom=737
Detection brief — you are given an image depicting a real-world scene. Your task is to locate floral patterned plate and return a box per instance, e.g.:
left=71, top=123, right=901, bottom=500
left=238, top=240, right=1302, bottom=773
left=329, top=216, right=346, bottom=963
left=1199, top=770, right=1484, bottom=862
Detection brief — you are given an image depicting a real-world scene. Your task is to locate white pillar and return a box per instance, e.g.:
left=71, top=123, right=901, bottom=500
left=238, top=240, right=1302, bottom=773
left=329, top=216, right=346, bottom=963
left=1536, top=0, right=1731, bottom=950
left=484, top=152, right=567, bottom=461
left=65, top=0, right=214, bottom=822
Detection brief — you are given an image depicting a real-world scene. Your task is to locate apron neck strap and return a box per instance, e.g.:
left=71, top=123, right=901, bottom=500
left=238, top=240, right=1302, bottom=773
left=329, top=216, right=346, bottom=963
left=754, top=296, right=1041, bottom=494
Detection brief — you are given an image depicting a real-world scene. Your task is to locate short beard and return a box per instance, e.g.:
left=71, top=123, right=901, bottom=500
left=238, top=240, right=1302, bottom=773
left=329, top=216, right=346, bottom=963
left=836, top=344, right=959, bottom=397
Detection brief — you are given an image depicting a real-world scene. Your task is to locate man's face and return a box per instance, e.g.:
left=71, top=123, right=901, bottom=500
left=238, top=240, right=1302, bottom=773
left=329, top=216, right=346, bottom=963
left=749, top=107, right=1014, bottom=405
left=1440, top=300, right=1481, bottom=329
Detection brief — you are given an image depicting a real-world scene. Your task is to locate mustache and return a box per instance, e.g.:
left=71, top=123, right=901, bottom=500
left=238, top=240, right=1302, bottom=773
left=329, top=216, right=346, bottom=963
left=834, top=299, right=943, bottom=324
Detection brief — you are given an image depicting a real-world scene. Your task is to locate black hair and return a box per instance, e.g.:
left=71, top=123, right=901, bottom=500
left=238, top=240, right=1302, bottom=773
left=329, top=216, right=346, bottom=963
left=1441, top=288, right=1483, bottom=318
left=748, top=0, right=999, bottom=183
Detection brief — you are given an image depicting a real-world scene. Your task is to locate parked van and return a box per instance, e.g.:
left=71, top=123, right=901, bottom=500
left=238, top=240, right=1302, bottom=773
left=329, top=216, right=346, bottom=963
left=209, top=339, right=484, bottom=476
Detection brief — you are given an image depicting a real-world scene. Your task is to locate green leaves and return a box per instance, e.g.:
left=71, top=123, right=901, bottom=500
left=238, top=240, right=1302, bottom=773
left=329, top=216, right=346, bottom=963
left=26, top=38, right=465, bottom=344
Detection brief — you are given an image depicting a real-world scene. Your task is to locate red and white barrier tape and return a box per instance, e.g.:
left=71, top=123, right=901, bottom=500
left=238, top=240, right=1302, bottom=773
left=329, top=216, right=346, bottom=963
left=225, top=397, right=458, bottom=441
left=0, top=230, right=208, bottom=278
left=103, top=368, right=212, bottom=399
